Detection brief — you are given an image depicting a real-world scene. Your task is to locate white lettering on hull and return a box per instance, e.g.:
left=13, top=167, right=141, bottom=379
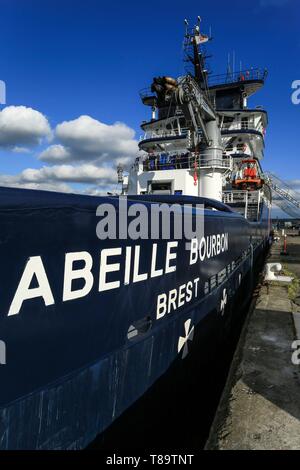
left=156, top=278, right=200, bottom=319
left=5, top=234, right=228, bottom=316
left=189, top=233, right=228, bottom=265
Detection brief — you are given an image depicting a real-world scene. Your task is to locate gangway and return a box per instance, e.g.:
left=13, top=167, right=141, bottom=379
left=264, top=171, right=300, bottom=217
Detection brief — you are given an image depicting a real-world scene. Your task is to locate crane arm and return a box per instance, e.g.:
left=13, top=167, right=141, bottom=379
left=173, top=75, right=217, bottom=148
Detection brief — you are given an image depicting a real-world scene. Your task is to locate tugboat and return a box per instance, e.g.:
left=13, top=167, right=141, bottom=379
left=0, top=17, right=271, bottom=449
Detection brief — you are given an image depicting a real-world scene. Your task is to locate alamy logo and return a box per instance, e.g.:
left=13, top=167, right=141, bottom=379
left=291, top=340, right=300, bottom=365
left=291, top=80, right=300, bottom=105
left=0, top=80, right=6, bottom=105
left=0, top=340, right=6, bottom=365
left=96, top=196, right=205, bottom=248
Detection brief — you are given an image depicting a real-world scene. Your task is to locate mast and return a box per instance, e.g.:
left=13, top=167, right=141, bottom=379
left=184, top=16, right=210, bottom=91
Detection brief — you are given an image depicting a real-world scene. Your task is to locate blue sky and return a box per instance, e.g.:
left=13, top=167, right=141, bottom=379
left=0, top=0, right=299, bottom=202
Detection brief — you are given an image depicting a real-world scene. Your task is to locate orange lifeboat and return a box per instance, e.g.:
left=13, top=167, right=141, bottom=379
left=232, top=159, right=264, bottom=191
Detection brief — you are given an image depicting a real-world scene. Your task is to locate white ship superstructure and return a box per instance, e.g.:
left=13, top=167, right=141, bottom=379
left=120, top=17, right=271, bottom=221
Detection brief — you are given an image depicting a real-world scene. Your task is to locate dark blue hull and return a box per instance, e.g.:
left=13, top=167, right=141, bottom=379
left=0, top=188, right=270, bottom=449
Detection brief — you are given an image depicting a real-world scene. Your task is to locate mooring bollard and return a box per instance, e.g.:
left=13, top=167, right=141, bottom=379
left=264, top=262, right=293, bottom=282
left=281, top=234, right=289, bottom=256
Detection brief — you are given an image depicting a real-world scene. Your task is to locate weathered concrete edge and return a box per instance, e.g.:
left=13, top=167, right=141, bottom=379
left=205, top=282, right=300, bottom=450
left=292, top=311, right=300, bottom=340
left=204, top=290, right=259, bottom=450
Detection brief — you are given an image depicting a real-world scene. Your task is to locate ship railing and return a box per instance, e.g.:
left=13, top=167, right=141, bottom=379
left=221, top=122, right=264, bottom=133
left=139, top=87, right=153, bottom=98
left=139, top=69, right=267, bottom=98
left=199, top=158, right=232, bottom=170
left=223, top=190, right=261, bottom=220
left=141, top=125, right=265, bottom=138
left=223, top=190, right=247, bottom=204
left=142, top=154, right=232, bottom=172
left=208, top=68, right=268, bottom=87
left=223, top=190, right=260, bottom=202
left=140, top=123, right=264, bottom=141
left=140, top=127, right=191, bottom=141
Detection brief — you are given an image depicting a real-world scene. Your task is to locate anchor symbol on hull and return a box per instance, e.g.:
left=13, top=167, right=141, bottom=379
left=178, top=318, right=194, bottom=359
left=220, top=288, right=228, bottom=316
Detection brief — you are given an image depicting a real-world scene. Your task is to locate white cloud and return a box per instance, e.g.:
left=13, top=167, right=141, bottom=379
left=39, top=144, right=71, bottom=162
left=0, top=163, right=116, bottom=190
left=21, top=164, right=116, bottom=184
left=0, top=106, right=51, bottom=147
left=39, top=115, right=139, bottom=164
left=82, top=185, right=117, bottom=196
left=0, top=110, right=136, bottom=193
left=288, top=180, right=300, bottom=189
left=11, top=146, right=32, bottom=154
left=0, top=173, right=73, bottom=193
left=0, top=162, right=118, bottom=195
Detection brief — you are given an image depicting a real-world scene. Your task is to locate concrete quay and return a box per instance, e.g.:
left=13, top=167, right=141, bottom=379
left=206, top=232, right=300, bottom=450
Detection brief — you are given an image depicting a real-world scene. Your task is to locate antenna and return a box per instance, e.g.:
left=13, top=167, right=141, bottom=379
left=227, top=52, right=232, bottom=80
left=184, top=18, right=189, bottom=36
left=232, top=50, right=235, bottom=77
left=182, top=15, right=210, bottom=89
left=195, top=16, right=201, bottom=35
left=117, top=164, right=124, bottom=184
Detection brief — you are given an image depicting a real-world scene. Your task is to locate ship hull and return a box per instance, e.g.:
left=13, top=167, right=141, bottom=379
left=0, top=187, right=270, bottom=449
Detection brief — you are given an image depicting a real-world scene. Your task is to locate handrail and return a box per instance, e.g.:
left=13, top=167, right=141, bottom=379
left=142, top=154, right=232, bottom=172
left=223, top=190, right=260, bottom=203
left=140, top=127, right=198, bottom=141
left=222, top=189, right=261, bottom=221
left=139, top=69, right=268, bottom=100
left=208, top=68, right=268, bottom=87
left=140, top=121, right=264, bottom=141
left=221, top=122, right=264, bottom=133
left=139, top=87, right=153, bottom=99
left=264, top=171, right=300, bottom=214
